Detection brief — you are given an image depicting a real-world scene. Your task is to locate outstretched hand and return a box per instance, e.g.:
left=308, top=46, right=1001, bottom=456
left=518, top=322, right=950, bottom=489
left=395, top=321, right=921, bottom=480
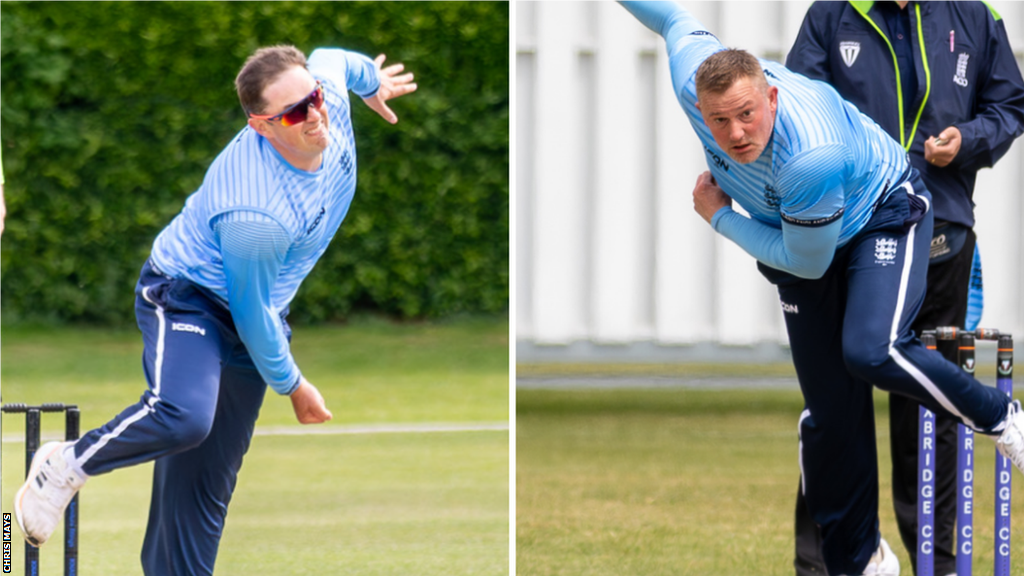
left=290, top=378, right=333, bottom=424
left=362, top=54, right=418, bottom=124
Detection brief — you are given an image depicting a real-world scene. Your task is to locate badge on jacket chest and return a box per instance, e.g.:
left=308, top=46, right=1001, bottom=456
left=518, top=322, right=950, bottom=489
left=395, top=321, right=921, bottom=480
left=840, top=41, right=861, bottom=68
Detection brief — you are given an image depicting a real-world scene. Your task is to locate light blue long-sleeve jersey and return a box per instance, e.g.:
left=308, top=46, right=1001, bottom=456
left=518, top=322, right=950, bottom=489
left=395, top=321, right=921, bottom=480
left=150, top=48, right=380, bottom=395
left=621, top=1, right=910, bottom=278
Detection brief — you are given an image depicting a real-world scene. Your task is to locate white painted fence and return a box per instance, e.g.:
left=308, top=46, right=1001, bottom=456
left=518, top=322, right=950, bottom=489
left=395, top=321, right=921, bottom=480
left=516, top=1, right=1024, bottom=358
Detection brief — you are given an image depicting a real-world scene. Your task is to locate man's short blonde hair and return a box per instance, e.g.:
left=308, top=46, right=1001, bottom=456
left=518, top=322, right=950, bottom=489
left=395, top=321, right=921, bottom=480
left=695, top=48, right=768, bottom=101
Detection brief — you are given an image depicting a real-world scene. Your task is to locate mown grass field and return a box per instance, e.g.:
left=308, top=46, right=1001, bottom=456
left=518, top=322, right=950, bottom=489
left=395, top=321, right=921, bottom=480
left=517, top=372, right=1024, bottom=576
left=2, top=317, right=510, bottom=575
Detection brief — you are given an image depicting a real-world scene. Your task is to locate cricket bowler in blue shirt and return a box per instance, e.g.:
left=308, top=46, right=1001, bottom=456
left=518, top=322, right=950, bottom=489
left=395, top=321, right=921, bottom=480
left=786, top=3, right=1024, bottom=574
left=619, top=2, right=1024, bottom=575
left=12, top=44, right=417, bottom=575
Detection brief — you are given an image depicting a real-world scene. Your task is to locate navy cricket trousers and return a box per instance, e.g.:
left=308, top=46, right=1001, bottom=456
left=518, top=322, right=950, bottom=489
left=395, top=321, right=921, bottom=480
left=71, top=260, right=272, bottom=576
left=759, top=172, right=1009, bottom=576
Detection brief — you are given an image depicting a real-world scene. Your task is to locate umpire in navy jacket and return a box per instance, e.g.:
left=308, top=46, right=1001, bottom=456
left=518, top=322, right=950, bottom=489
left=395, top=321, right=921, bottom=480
left=787, top=2, right=1024, bottom=574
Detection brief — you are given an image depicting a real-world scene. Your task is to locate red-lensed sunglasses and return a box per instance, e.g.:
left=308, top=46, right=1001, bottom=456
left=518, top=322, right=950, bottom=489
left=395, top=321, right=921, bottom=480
left=248, top=81, right=325, bottom=127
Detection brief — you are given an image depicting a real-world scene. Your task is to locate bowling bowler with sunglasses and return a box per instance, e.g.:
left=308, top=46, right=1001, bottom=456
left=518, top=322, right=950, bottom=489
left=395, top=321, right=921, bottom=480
left=11, top=45, right=417, bottom=576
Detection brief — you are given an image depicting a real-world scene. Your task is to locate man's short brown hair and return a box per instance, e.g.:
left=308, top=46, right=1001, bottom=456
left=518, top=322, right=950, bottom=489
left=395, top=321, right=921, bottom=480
left=695, top=48, right=767, bottom=101
left=235, top=45, right=308, bottom=115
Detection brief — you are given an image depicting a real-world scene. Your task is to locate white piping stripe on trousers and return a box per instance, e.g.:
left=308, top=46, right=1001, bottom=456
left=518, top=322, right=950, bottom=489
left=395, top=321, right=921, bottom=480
left=886, top=183, right=928, bottom=347
left=884, top=184, right=974, bottom=427
left=798, top=408, right=811, bottom=495
left=141, top=286, right=166, bottom=402
left=77, top=286, right=165, bottom=466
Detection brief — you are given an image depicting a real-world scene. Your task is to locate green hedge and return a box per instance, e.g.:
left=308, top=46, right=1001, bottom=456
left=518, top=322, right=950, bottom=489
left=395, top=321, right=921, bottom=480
left=0, top=1, right=509, bottom=324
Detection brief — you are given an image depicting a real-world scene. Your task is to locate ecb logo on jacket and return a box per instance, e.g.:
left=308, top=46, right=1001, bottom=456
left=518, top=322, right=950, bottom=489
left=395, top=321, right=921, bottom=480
left=954, top=53, right=971, bottom=87
left=840, top=41, right=861, bottom=68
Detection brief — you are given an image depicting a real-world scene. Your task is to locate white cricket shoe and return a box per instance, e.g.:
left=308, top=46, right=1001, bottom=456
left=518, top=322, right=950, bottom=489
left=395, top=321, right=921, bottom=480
left=996, top=400, right=1024, bottom=473
left=13, top=441, right=86, bottom=547
left=861, top=537, right=899, bottom=576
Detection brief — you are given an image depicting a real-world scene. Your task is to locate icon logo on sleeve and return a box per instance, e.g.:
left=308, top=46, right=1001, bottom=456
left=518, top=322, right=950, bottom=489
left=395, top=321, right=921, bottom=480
left=704, top=145, right=731, bottom=172
left=306, top=207, right=327, bottom=236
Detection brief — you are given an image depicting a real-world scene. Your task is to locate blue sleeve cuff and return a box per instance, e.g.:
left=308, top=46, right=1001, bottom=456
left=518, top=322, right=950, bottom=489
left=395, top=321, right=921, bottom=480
left=283, top=374, right=303, bottom=396
left=709, top=205, right=734, bottom=231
